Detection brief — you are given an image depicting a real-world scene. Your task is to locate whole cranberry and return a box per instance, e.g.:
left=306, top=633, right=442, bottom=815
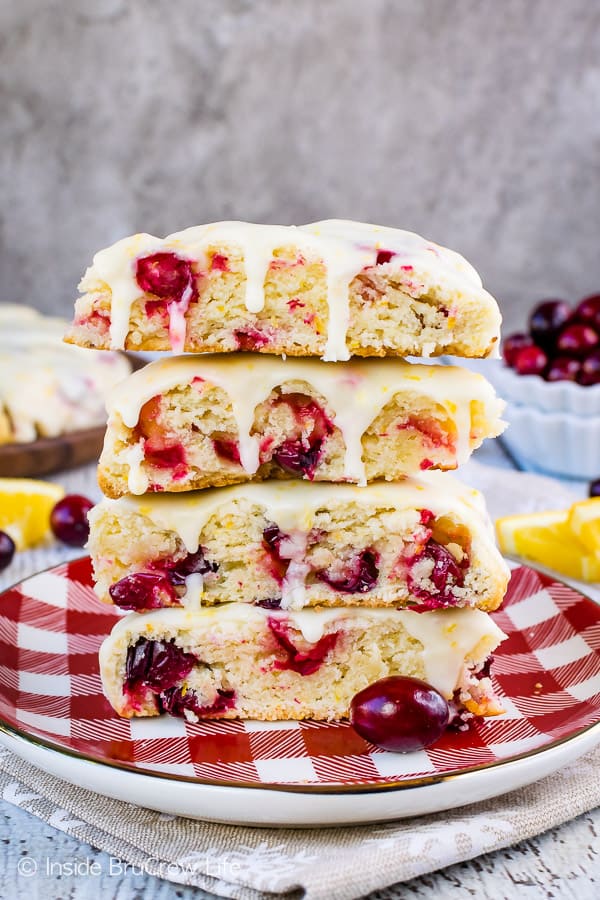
left=556, top=324, right=599, bottom=357
left=0, top=531, right=15, bottom=572
left=589, top=478, right=600, bottom=498
left=350, top=676, right=450, bottom=752
left=528, top=300, right=571, bottom=348
left=514, top=345, right=548, bottom=376
left=577, top=350, right=600, bottom=386
left=575, top=294, right=600, bottom=330
left=50, top=495, right=94, bottom=547
left=545, top=356, right=581, bottom=382
left=503, top=333, right=533, bottom=368
left=135, top=252, right=194, bottom=300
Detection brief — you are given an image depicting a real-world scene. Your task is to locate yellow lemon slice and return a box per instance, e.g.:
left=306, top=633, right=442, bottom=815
left=568, top=498, right=600, bottom=556
left=496, top=509, right=600, bottom=582
left=0, top=478, right=65, bottom=550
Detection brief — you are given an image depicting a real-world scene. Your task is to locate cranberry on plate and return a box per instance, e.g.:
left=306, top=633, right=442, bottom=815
left=350, top=675, right=450, bottom=752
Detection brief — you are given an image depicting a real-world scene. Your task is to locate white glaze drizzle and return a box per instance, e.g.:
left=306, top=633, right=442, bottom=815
left=102, top=604, right=506, bottom=698
left=106, top=354, right=504, bottom=488
left=92, top=475, right=509, bottom=610
left=183, top=573, right=204, bottom=609
left=79, top=220, right=501, bottom=359
left=102, top=476, right=499, bottom=548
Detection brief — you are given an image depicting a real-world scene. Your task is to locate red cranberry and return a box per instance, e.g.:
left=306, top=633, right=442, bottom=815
left=262, top=523, right=290, bottom=583
left=0, top=531, right=15, bottom=572
left=167, top=549, right=218, bottom=586
left=589, top=478, right=600, bottom=498
left=528, top=300, right=571, bottom=348
left=273, top=441, right=322, bottom=477
left=235, top=328, right=268, bottom=351
left=476, top=655, right=493, bottom=680
left=212, top=438, right=241, bottom=465
left=408, top=539, right=467, bottom=608
left=268, top=618, right=338, bottom=676
left=125, top=638, right=197, bottom=693
left=137, top=395, right=162, bottom=441
left=575, top=294, right=600, bottom=330
left=136, top=252, right=195, bottom=300
left=316, top=549, right=379, bottom=593
left=375, top=250, right=395, bottom=265
left=545, top=356, right=581, bottom=382
left=556, top=324, right=599, bottom=357
left=136, top=396, right=187, bottom=472
left=514, top=345, right=548, bottom=376
left=503, top=332, right=534, bottom=367
left=350, top=676, right=450, bottom=752
left=110, top=573, right=179, bottom=610
left=577, top=350, right=600, bottom=386
left=271, top=393, right=334, bottom=478
left=256, top=597, right=282, bottom=609
left=160, top=686, right=235, bottom=718
left=146, top=443, right=187, bottom=470
left=211, top=253, right=229, bottom=272
left=50, top=495, right=94, bottom=547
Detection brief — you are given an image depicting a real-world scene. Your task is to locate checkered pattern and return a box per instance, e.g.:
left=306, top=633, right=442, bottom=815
left=1, top=557, right=599, bottom=788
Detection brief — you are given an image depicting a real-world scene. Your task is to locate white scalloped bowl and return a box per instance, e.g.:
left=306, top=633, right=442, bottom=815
left=501, top=401, right=600, bottom=480
left=483, top=359, right=600, bottom=415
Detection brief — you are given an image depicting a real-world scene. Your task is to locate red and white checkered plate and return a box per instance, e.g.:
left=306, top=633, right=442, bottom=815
left=1, top=557, right=599, bottom=791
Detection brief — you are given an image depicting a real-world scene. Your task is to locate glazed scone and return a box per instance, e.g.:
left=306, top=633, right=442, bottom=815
left=97, top=354, right=505, bottom=497
left=99, top=604, right=507, bottom=721
left=0, top=304, right=131, bottom=444
left=88, top=477, right=510, bottom=613
left=65, top=220, right=502, bottom=360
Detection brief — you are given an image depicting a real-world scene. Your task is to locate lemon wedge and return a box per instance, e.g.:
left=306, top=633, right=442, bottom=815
left=0, top=478, right=65, bottom=550
left=568, top=498, right=600, bottom=555
left=496, top=509, right=600, bottom=582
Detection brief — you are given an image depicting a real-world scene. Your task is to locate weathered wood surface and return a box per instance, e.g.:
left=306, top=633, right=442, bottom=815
left=1, top=799, right=598, bottom=899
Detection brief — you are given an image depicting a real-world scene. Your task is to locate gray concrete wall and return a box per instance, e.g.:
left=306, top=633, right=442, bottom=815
left=1, top=0, right=599, bottom=332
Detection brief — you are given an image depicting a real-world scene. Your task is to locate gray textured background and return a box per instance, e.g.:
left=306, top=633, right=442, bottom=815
left=1, top=0, right=599, bottom=332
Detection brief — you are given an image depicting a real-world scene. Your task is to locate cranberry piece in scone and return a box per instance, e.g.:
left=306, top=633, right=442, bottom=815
left=110, top=573, right=180, bottom=610
left=125, top=638, right=197, bottom=694
left=269, top=393, right=335, bottom=478
left=268, top=618, right=339, bottom=676
left=136, top=252, right=196, bottom=301
left=407, top=539, right=468, bottom=608
left=160, top=686, right=236, bottom=718
left=316, top=548, right=380, bottom=594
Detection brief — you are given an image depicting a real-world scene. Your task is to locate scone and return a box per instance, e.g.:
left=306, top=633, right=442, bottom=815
left=99, top=604, right=507, bottom=721
left=65, top=219, right=502, bottom=360
left=88, top=477, right=510, bottom=613
left=0, top=304, right=131, bottom=444
left=97, top=354, right=505, bottom=496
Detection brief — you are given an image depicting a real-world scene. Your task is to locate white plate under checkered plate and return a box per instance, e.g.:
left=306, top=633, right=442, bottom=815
left=0, top=558, right=599, bottom=826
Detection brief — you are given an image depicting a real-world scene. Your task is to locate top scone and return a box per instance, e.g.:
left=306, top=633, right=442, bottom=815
left=65, top=220, right=501, bottom=361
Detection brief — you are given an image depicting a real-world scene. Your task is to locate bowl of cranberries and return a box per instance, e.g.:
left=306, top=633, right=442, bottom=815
left=490, top=295, right=600, bottom=478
